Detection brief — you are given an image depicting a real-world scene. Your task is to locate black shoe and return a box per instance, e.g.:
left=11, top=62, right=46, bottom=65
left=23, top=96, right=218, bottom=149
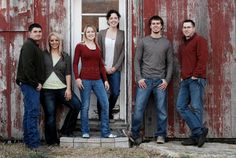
left=112, top=108, right=120, bottom=114
left=59, top=131, right=75, bottom=137
left=122, top=129, right=142, bottom=146
left=198, top=127, right=208, bottom=147
left=65, top=132, right=76, bottom=137
left=181, top=138, right=197, bottom=146
left=133, top=137, right=143, bottom=146
left=109, top=115, right=114, bottom=120
left=202, top=127, right=209, bottom=137
left=122, top=129, right=135, bottom=143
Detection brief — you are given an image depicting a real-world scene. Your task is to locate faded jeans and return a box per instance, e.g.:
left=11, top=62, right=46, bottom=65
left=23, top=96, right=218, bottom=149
left=176, top=78, right=206, bottom=139
left=80, top=79, right=111, bottom=137
left=131, top=79, right=167, bottom=139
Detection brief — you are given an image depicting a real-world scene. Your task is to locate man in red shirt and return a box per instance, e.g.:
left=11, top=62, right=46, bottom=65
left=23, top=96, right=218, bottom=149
left=176, top=19, right=208, bottom=147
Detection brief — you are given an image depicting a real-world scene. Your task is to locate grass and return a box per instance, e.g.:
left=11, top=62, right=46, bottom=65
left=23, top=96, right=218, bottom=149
left=0, top=142, right=158, bottom=158
left=0, top=143, right=46, bottom=158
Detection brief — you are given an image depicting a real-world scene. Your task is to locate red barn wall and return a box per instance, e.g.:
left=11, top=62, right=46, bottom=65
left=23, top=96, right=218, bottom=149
left=131, top=0, right=236, bottom=138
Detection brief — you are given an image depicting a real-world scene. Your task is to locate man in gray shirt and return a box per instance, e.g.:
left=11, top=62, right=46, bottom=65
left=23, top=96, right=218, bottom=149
left=123, top=15, right=173, bottom=145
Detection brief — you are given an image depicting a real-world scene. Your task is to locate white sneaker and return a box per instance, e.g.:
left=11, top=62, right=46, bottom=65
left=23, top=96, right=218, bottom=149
left=107, top=133, right=117, bottom=138
left=82, top=133, right=90, bottom=138
left=156, top=136, right=165, bottom=144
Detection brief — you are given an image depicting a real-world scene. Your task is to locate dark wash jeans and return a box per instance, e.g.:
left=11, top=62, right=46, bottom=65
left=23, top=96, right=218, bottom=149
left=41, top=88, right=81, bottom=145
left=20, top=83, right=41, bottom=148
left=97, top=71, right=121, bottom=119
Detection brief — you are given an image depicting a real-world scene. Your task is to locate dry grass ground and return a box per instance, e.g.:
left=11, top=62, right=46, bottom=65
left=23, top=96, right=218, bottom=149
left=0, top=143, right=161, bottom=158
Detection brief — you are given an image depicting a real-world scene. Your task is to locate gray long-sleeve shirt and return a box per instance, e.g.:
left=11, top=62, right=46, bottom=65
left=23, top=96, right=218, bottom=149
left=134, top=36, right=173, bottom=83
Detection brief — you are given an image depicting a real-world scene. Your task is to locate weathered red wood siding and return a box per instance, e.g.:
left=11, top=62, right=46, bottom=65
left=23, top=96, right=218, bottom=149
left=132, top=0, right=236, bottom=138
left=0, top=0, right=70, bottom=140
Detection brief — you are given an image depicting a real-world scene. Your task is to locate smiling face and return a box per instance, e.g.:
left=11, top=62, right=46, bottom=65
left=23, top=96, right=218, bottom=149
left=107, top=13, right=120, bottom=28
left=182, top=22, right=196, bottom=39
left=49, top=35, right=60, bottom=50
left=29, top=27, right=42, bottom=42
left=85, top=26, right=96, bottom=41
left=150, top=19, right=163, bottom=34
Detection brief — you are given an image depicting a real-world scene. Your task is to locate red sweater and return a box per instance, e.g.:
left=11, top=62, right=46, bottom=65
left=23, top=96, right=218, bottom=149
left=179, top=33, right=208, bottom=79
left=73, top=43, right=107, bottom=81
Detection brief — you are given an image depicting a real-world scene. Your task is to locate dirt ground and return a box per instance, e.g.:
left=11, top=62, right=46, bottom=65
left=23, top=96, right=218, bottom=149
left=0, top=142, right=161, bottom=158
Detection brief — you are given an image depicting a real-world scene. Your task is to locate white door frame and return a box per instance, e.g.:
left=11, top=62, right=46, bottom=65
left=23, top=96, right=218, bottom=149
left=70, top=0, right=127, bottom=121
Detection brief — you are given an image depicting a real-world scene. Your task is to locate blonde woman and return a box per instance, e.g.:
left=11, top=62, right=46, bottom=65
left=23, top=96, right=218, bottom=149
left=41, top=32, right=81, bottom=145
left=73, top=25, right=117, bottom=138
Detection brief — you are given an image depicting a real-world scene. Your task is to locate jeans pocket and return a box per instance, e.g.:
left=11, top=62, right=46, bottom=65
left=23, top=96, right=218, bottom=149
left=198, top=78, right=206, bottom=87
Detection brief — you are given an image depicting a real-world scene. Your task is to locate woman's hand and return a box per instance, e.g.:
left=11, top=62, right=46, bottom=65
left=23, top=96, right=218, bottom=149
left=104, top=81, right=110, bottom=91
left=106, top=67, right=116, bottom=74
left=65, top=88, right=72, bottom=101
left=76, top=78, right=84, bottom=90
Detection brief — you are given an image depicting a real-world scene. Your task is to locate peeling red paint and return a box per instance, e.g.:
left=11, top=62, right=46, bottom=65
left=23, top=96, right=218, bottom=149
left=132, top=0, right=236, bottom=138
left=34, top=0, right=49, bottom=48
left=0, top=12, right=8, bottom=30
left=50, top=0, right=66, bottom=23
left=207, top=0, right=234, bottom=137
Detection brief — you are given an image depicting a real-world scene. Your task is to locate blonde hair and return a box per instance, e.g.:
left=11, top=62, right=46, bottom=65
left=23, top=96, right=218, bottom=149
left=82, top=24, right=98, bottom=45
left=46, top=32, right=63, bottom=55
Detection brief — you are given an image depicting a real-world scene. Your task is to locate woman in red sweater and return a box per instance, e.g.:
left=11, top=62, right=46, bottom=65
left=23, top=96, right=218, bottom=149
left=73, top=25, right=117, bottom=138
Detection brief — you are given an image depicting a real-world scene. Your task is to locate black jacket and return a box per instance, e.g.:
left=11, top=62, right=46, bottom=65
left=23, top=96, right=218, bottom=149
left=42, top=50, right=71, bottom=85
left=16, top=38, right=45, bottom=88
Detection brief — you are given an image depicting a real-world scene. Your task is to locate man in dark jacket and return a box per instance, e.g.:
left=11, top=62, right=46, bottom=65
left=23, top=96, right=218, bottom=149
left=176, top=19, right=208, bottom=147
left=16, top=23, right=44, bottom=149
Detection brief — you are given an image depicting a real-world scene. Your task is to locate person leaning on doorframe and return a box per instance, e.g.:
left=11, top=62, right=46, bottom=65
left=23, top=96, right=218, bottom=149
left=16, top=23, right=44, bottom=150
left=97, top=9, right=125, bottom=121
left=176, top=19, right=208, bottom=147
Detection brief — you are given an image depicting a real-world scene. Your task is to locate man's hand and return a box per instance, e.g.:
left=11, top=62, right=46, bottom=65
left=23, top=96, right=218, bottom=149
left=191, top=76, right=198, bottom=80
left=158, top=79, right=168, bottom=90
left=36, top=83, right=42, bottom=91
left=138, top=79, right=147, bottom=89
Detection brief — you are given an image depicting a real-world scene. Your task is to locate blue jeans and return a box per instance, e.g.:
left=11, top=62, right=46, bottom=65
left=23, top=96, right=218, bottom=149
left=176, top=78, right=206, bottom=139
left=131, top=79, right=167, bottom=139
left=41, top=88, right=81, bottom=145
left=20, top=83, right=40, bottom=148
left=97, top=71, right=121, bottom=119
left=80, top=79, right=110, bottom=137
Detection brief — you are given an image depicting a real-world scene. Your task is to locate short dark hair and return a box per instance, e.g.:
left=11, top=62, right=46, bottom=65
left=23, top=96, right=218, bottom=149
left=106, top=9, right=121, bottom=20
left=28, top=23, right=42, bottom=32
left=149, top=15, right=164, bottom=27
left=183, top=19, right=195, bottom=27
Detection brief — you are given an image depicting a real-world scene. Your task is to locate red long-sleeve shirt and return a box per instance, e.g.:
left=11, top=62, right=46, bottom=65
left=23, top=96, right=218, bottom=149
left=73, top=43, right=107, bottom=81
left=179, top=33, right=208, bottom=79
